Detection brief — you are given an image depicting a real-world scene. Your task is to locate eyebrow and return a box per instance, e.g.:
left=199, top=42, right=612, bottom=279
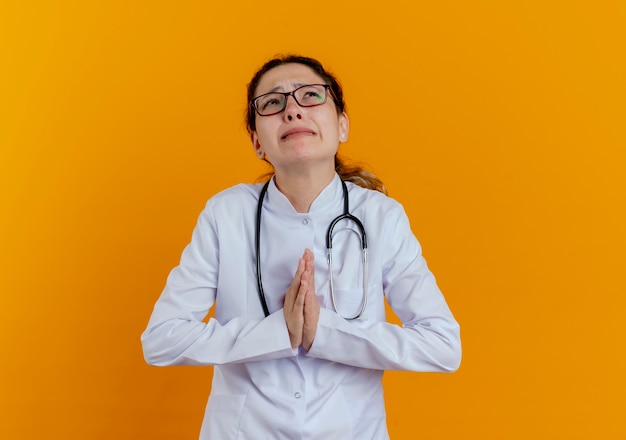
left=266, top=82, right=308, bottom=94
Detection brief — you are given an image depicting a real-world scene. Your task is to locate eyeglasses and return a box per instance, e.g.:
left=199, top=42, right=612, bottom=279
left=251, top=84, right=331, bottom=116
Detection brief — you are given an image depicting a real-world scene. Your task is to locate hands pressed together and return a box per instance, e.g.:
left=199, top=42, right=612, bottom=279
left=283, top=249, right=320, bottom=351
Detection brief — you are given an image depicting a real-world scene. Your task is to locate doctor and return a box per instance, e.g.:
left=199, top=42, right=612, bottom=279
left=141, top=55, right=461, bottom=439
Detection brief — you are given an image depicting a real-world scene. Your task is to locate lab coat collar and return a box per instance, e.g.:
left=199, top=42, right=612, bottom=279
left=266, top=173, right=343, bottom=216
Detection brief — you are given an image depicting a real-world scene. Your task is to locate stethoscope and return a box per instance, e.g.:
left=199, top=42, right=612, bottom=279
left=255, top=179, right=368, bottom=320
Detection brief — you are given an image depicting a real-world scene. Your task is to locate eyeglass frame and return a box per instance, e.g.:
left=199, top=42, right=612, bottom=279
left=250, top=84, right=335, bottom=117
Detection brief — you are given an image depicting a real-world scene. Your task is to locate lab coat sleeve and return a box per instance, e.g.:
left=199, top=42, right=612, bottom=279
left=141, top=201, right=296, bottom=367
left=306, top=204, right=461, bottom=372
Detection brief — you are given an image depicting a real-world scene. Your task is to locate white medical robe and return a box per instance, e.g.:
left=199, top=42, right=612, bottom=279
left=141, top=174, right=461, bottom=439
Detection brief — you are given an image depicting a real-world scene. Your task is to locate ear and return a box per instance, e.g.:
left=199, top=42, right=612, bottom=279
left=250, top=131, right=263, bottom=159
left=339, top=112, right=350, bottom=142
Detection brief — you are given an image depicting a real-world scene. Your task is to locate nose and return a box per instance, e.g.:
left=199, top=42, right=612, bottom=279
left=283, top=94, right=303, bottom=122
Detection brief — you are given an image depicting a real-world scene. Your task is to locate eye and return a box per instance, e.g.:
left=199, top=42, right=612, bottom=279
left=298, top=86, right=326, bottom=105
left=304, top=91, right=322, bottom=99
left=261, top=98, right=280, bottom=110
left=256, top=94, right=284, bottom=113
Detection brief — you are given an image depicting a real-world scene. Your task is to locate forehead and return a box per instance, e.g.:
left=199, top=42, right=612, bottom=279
left=255, top=63, right=325, bottom=95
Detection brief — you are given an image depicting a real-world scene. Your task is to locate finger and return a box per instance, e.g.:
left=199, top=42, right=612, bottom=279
left=285, top=258, right=305, bottom=310
left=303, top=249, right=315, bottom=292
left=304, top=287, right=319, bottom=320
left=303, top=290, right=319, bottom=351
left=303, top=248, right=314, bottom=266
left=284, top=258, right=307, bottom=349
left=295, top=257, right=306, bottom=281
left=296, top=270, right=309, bottom=307
left=301, top=249, right=311, bottom=271
left=305, top=287, right=319, bottom=308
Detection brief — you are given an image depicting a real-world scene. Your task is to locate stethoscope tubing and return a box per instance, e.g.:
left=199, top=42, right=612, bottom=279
left=255, top=179, right=368, bottom=320
left=255, top=182, right=271, bottom=318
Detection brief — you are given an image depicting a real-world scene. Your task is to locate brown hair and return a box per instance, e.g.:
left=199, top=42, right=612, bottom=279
left=247, top=54, right=386, bottom=195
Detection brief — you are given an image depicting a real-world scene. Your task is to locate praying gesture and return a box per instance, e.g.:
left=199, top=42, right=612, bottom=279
left=284, top=248, right=320, bottom=351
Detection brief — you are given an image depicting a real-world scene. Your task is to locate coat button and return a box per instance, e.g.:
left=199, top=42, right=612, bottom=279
left=294, top=392, right=301, bottom=399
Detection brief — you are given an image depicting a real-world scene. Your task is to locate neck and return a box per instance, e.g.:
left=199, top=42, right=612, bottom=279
left=273, top=167, right=335, bottom=213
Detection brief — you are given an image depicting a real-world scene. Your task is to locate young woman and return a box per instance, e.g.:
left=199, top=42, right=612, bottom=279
left=142, top=55, right=461, bottom=439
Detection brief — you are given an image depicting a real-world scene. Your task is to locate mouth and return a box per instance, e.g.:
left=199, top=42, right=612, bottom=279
left=281, top=128, right=316, bottom=141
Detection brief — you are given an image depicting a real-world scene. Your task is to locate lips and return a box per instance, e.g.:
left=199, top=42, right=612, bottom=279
left=280, top=127, right=316, bottom=141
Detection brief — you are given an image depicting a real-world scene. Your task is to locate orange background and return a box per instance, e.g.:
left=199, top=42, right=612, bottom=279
left=1, top=1, right=625, bottom=438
